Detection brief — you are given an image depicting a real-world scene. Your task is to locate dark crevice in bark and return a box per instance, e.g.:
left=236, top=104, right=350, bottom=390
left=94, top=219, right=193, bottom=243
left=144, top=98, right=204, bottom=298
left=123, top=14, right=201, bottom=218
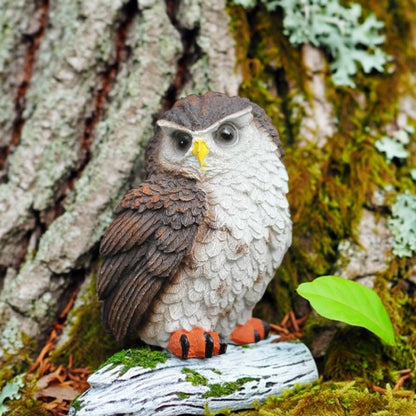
left=0, top=0, right=50, bottom=181
left=55, top=269, right=85, bottom=324
left=274, top=67, right=295, bottom=146
left=8, top=208, right=44, bottom=273
left=163, top=0, right=202, bottom=110
left=69, top=0, right=139, bottom=189
left=32, top=269, right=86, bottom=352
left=0, top=266, right=7, bottom=293
left=15, top=228, right=34, bottom=269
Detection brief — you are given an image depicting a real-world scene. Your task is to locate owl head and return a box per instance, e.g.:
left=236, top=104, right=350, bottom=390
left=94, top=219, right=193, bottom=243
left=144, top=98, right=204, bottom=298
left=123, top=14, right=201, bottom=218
left=145, top=92, right=284, bottom=179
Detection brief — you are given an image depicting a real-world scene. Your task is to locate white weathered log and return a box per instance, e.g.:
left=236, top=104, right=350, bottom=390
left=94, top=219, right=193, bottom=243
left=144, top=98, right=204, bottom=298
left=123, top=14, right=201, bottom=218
left=69, top=337, right=318, bottom=416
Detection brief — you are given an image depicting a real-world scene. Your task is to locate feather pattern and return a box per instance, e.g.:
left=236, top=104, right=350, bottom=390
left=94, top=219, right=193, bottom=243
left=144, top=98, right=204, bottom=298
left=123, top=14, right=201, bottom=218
left=139, top=118, right=291, bottom=347
left=98, top=92, right=291, bottom=350
left=97, top=175, right=206, bottom=341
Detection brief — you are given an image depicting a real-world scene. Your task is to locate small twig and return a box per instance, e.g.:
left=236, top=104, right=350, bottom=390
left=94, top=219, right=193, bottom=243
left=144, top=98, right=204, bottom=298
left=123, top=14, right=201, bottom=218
left=296, top=313, right=309, bottom=326
left=397, top=368, right=411, bottom=375
left=59, top=291, right=77, bottom=319
left=393, top=374, right=410, bottom=391
left=27, top=330, right=58, bottom=374
left=289, top=310, right=300, bottom=332
left=280, top=312, right=290, bottom=328
left=269, top=323, right=290, bottom=335
left=369, top=384, right=386, bottom=394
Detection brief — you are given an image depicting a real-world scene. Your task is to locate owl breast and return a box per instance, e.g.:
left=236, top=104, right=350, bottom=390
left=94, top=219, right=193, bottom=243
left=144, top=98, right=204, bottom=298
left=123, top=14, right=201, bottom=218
left=139, top=139, right=292, bottom=348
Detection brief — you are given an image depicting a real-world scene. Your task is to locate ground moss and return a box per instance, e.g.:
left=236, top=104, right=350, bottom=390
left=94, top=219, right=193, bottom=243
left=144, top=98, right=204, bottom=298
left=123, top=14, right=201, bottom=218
left=222, top=380, right=416, bottom=415
left=101, top=346, right=168, bottom=374
left=7, top=398, right=50, bottom=416
left=323, top=327, right=391, bottom=385
left=0, top=333, right=37, bottom=390
left=203, top=377, right=258, bottom=399
left=3, top=372, right=49, bottom=416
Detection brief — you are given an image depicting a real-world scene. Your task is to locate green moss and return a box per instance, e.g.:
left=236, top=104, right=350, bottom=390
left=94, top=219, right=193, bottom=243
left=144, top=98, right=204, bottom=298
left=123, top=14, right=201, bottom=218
left=70, top=396, right=83, bottom=412
left=222, top=380, right=416, bottom=415
left=177, top=392, right=191, bottom=400
left=7, top=398, right=50, bottom=416
left=324, top=327, right=390, bottom=385
left=101, top=346, right=168, bottom=375
left=203, top=377, right=258, bottom=399
left=182, top=368, right=208, bottom=386
left=210, top=368, right=222, bottom=375
left=182, top=368, right=257, bottom=399
left=372, top=276, right=416, bottom=388
left=227, top=0, right=416, bottom=331
left=321, top=275, right=416, bottom=389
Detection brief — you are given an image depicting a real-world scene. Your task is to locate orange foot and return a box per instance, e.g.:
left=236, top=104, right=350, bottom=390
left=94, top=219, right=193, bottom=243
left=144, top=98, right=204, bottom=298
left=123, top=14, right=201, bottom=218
left=167, top=327, right=227, bottom=359
left=230, top=318, right=270, bottom=345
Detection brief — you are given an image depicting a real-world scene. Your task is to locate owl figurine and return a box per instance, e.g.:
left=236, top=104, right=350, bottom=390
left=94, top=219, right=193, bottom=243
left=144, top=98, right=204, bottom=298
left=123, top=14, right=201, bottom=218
left=97, top=92, right=292, bottom=359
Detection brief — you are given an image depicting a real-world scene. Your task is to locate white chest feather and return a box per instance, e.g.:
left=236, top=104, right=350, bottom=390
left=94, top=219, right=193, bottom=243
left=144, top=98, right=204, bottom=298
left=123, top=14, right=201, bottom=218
left=140, top=133, right=292, bottom=347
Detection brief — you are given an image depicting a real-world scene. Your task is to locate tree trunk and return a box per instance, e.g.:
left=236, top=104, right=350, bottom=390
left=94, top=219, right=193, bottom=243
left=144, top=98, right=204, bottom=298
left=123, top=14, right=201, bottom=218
left=1, top=0, right=416, bottom=410
left=0, top=0, right=240, bottom=360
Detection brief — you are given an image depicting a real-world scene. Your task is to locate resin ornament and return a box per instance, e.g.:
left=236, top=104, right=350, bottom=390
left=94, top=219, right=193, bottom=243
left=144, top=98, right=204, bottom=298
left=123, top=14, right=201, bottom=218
left=97, top=92, right=292, bottom=358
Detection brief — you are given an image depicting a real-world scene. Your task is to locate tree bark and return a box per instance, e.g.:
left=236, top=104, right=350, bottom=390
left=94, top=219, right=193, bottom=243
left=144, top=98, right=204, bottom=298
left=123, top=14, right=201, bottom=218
left=0, top=0, right=240, bottom=360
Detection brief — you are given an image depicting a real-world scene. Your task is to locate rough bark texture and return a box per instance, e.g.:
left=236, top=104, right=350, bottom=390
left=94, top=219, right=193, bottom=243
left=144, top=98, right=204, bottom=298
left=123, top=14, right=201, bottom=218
left=0, top=0, right=240, bottom=360
left=1, top=0, right=416, bottom=413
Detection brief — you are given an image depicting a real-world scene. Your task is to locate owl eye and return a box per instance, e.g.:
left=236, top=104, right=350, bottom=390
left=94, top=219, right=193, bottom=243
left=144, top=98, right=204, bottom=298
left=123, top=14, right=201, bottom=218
left=215, top=123, right=238, bottom=146
left=171, top=131, right=192, bottom=153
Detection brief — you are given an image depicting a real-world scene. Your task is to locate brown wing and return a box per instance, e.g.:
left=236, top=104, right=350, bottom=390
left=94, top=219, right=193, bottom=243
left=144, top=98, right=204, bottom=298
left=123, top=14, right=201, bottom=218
left=97, top=175, right=206, bottom=342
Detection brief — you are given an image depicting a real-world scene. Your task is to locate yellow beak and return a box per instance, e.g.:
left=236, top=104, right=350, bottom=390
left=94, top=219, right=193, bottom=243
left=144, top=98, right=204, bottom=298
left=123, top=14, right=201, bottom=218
left=192, top=139, right=209, bottom=170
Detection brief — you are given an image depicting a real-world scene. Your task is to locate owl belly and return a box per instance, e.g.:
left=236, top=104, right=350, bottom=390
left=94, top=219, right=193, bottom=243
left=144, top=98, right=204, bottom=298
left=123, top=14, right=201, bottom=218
left=138, top=181, right=291, bottom=348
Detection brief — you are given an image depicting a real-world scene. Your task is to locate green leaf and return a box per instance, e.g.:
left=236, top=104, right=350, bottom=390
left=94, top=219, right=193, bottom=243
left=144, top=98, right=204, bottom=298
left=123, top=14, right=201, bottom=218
left=297, top=276, right=396, bottom=345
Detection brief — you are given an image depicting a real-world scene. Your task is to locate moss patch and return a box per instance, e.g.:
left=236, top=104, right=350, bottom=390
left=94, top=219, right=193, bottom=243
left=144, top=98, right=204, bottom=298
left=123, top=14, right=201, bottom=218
left=182, top=368, right=208, bottom=386
left=177, top=392, right=191, bottom=400
left=203, top=377, right=258, bottom=399
left=70, top=396, right=83, bottom=412
left=101, top=346, right=168, bottom=375
left=222, top=380, right=416, bottom=415
left=182, top=368, right=257, bottom=399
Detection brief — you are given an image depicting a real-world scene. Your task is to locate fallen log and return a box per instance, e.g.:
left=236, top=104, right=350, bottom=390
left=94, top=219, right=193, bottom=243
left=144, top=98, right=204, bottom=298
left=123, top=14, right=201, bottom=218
left=69, top=336, right=318, bottom=415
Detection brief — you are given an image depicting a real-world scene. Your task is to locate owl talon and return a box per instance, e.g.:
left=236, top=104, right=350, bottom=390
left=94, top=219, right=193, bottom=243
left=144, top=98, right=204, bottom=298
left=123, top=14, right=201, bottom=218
left=179, top=334, right=190, bottom=359
left=168, top=327, right=227, bottom=359
left=230, top=318, right=270, bottom=345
